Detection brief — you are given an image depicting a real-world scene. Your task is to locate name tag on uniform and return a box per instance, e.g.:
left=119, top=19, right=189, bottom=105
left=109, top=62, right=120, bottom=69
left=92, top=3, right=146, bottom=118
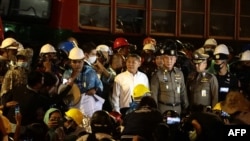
left=177, top=86, right=180, bottom=94
left=201, top=90, right=206, bottom=97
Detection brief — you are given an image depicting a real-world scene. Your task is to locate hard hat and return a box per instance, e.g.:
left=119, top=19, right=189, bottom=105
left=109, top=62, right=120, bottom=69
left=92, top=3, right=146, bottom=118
left=213, top=44, right=229, bottom=60
left=133, top=84, right=150, bottom=99
left=113, top=37, right=130, bottom=49
left=143, top=43, right=156, bottom=51
left=65, top=108, right=84, bottom=126
left=68, top=47, right=85, bottom=60
left=203, top=38, right=217, bottom=46
left=91, top=110, right=114, bottom=133
left=240, top=50, right=250, bottom=61
left=161, top=39, right=177, bottom=56
left=17, top=42, right=24, bottom=52
left=0, top=37, right=19, bottom=49
left=192, top=48, right=209, bottom=64
left=143, top=37, right=156, bottom=46
left=58, top=41, right=74, bottom=56
left=17, top=48, right=27, bottom=57
left=40, top=44, right=57, bottom=54
left=96, top=44, right=110, bottom=52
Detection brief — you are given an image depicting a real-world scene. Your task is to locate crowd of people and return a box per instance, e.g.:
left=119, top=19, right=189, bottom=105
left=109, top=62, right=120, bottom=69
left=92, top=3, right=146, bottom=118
left=0, top=35, right=250, bottom=141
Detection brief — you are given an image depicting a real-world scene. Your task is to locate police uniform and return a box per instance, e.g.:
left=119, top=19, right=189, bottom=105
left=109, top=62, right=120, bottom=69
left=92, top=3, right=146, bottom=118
left=150, top=41, right=189, bottom=114
left=187, top=49, right=218, bottom=107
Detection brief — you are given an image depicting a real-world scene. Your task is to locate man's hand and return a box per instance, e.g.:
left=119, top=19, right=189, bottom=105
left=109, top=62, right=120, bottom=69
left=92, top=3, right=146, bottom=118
left=6, top=101, right=18, bottom=108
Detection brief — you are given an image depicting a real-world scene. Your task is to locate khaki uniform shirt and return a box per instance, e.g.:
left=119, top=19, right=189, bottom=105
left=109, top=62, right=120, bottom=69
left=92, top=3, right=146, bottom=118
left=187, top=71, right=219, bottom=107
left=151, top=67, right=189, bottom=114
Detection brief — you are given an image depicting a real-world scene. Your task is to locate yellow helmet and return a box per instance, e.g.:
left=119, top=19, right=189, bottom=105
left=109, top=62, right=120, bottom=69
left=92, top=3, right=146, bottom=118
left=133, top=84, right=150, bottom=99
left=65, top=108, right=84, bottom=126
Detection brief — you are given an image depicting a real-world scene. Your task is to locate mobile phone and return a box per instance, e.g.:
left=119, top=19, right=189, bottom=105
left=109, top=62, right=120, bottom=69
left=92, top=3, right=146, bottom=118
left=220, top=87, right=229, bottom=93
left=221, top=111, right=230, bottom=118
left=15, top=104, right=20, bottom=115
left=167, top=117, right=181, bottom=125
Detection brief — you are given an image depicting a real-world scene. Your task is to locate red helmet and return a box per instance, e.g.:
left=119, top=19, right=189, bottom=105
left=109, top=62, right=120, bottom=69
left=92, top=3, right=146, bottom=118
left=113, top=37, right=130, bottom=49
left=143, top=37, right=156, bottom=46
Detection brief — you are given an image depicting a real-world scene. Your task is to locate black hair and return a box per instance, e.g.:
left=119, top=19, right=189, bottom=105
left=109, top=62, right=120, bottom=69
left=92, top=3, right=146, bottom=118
left=81, top=42, right=96, bottom=54
left=43, top=72, right=57, bottom=87
left=27, top=71, right=44, bottom=87
left=138, top=96, right=157, bottom=109
left=126, top=53, right=141, bottom=61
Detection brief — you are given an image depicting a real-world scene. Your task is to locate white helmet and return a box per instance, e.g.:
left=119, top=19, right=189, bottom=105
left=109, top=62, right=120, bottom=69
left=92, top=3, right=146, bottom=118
left=143, top=43, right=156, bottom=51
left=0, top=37, right=18, bottom=49
left=96, top=44, right=109, bottom=52
left=204, top=38, right=217, bottom=46
left=17, top=42, right=24, bottom=52
left=68, top=47, right=85, bottom=60
left=40, top=44, right=57, bottom=54
left=240, top=50, right=250, bottom=61
left=214, top=44, right=229, bottom=55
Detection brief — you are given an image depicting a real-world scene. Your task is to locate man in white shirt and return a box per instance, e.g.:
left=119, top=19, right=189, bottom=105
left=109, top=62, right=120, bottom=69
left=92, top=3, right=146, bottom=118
left=112, top=54, right=149, bottom=114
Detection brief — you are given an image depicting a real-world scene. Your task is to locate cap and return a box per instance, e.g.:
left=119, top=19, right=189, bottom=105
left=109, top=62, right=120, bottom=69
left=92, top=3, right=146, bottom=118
left=204, top=38, right=217, bottom=46
left=192, top=48, right=209, bottom=64
left=162, top=40, right=177, bottom=56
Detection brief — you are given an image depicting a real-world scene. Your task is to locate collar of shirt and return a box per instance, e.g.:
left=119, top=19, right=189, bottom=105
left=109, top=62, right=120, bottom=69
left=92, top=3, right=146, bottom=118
left=125, top=70, right=140, bottom=76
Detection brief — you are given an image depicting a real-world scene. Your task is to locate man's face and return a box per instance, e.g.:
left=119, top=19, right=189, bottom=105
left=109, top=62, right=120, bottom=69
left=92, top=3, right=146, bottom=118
left=70, top=59, right=84, bottom=72
left=162, top=55, right=176, bottom=70
left=155, top=55, right=163, bottom=68
left=126, top=56, right=141, bottom=74
left=195, top=60, right=207, bottom=72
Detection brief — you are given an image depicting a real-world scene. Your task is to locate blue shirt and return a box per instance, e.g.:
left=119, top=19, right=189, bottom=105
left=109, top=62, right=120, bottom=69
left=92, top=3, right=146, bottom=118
left=63, top=65, right=103, bottom=95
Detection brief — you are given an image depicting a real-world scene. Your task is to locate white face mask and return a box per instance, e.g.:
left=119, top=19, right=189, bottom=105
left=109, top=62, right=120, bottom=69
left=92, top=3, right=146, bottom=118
left=16, top=61, right=28, bottom=68
left=88, top=56, right=97, bottom=64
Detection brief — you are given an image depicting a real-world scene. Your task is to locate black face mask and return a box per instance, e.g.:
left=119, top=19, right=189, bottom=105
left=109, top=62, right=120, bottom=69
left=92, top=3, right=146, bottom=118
left=214, top=63, right=223, bottom=72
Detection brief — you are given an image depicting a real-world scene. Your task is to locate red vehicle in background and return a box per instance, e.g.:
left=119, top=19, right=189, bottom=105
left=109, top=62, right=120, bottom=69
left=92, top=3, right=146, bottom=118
left=0, top=0, right=80, bottom=47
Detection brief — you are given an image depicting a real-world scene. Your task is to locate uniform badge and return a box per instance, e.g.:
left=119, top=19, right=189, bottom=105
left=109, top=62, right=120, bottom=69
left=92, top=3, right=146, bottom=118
left=201, top=77, right=208, bottom=82
left=194, top=53, right=198, bottom=59
left=160, top=49, right=164, bottom=54
left=171, top=50, right=175, bottom=55
left=216, top=55, right=220, bottom=59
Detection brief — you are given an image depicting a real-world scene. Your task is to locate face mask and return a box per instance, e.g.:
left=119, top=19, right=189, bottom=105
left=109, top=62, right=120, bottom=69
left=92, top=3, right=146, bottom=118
left=16, top=62, right=28, bottom=68
left=214, top=63, right=223, bottom=72
left=88, top=56, right=97, bottom=64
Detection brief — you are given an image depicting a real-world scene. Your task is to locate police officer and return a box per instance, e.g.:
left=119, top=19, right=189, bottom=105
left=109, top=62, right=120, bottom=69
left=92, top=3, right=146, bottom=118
left=187, top=48, right=218, bottom=107
left=213, top=44, right=240, bottom=101
left=151, top=39, right=189, bottom=114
